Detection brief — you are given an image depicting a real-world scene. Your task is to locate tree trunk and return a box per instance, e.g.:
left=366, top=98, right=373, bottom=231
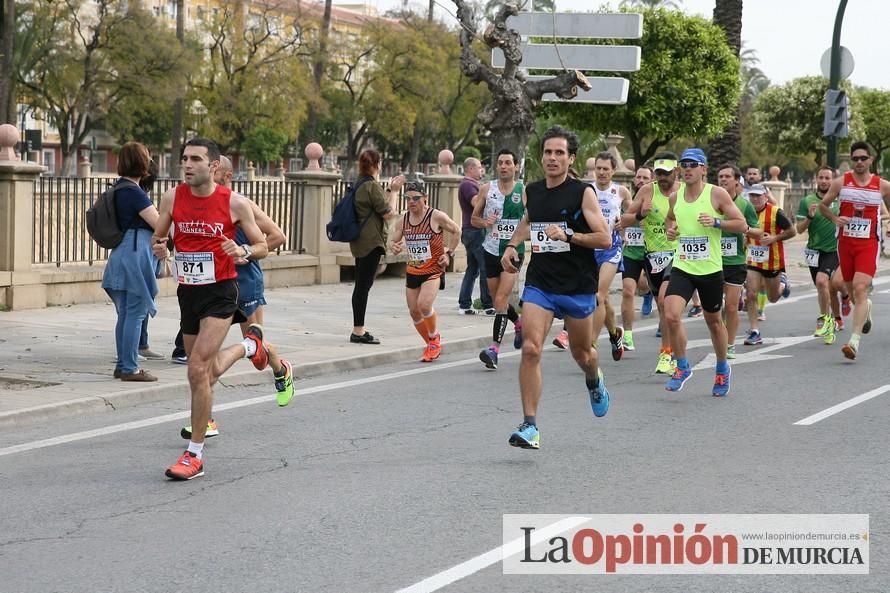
left=0, top=0, right=15, bottom=124
left=303, top=0, right=333, bottom=144
left=428, top=0, right=434, bottom=22
left=707, top=0, right=743, bottom=181
left=169, top=0, right=185, bottom=179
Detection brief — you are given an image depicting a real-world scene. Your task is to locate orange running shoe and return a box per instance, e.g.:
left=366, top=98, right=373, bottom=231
left=421, top=334, right=442, bottom=362
left=165, top=451, right=204, bottom=480
left=245, top=324, right=270, bottom=370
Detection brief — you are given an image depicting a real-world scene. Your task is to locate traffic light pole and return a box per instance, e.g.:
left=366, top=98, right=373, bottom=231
left=827, top=0, right=848, bottom=169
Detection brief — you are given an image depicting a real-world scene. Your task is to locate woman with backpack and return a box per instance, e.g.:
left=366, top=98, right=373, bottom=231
left=349, top=149, right=405, bottom=344
left=102, top=141, right=161, bottom=381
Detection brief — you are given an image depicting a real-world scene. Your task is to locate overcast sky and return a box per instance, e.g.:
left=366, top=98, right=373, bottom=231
left=364, top=0, right=889, bottom=90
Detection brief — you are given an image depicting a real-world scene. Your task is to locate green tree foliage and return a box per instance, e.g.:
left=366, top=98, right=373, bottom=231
left=241, top=125, right=290, bottom=164
left=548, top=7, right=739, bottom=165
left=750, top=76, right=863, bottom=166
left=364, top=14, right=489, bottom=170
left=858, top=88, right=890, bottom=172
left=191, top=3, right=311, bottom=154
left=14, top=0, right=191, bottom=174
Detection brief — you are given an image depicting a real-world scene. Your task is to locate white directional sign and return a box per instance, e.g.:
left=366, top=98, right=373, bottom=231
left=507, top=12, right=643, bottom=39
left=526, top=75, right=629, bottom=105
left=490, top=11, right=643, bottom=105
left=492, top=43, right=641, bottom=72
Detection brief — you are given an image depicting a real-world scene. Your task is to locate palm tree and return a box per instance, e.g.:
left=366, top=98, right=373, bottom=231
left=740, top=46, right=769, bottom=108
left=707, top=0, right=742, bottom=177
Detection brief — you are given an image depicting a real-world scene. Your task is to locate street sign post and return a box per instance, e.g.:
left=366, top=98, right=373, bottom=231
left=491, top=11, right=643, bottom=105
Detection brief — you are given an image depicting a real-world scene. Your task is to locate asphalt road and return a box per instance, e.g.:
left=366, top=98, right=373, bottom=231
left=1, top=282, right=888, bottom=593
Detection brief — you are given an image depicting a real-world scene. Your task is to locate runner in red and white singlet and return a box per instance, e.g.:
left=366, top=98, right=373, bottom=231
left=152, top=138, right=272, bottom=480
left=819, top=141, right=890, bottom=360
left=172, top=183, right=238, bottom=285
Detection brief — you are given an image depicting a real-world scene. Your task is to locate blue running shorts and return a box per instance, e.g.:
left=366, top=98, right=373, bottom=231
left=521, top=285, right=597, bottom=319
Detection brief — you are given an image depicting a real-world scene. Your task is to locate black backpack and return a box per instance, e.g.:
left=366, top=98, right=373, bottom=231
left=85, top=179, right=139, bottom=249
left=326, top=177, right=373, bottom=242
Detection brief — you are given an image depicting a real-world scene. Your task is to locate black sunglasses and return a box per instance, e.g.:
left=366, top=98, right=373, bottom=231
left=851, top=155, right=870, bottom=162
left=679, top=161, right=701, bottom=169
left=405, top=194, right=424, bottom=202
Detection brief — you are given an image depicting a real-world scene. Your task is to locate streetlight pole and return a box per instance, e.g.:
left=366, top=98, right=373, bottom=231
left=827, top=0, right=848, bottom=169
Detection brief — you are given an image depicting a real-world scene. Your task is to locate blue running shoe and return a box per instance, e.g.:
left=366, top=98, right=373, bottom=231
left=655, top=325, right=662, bottom=338
left=509, top=422, right=540, bottom=449
left=513, top=319, right=524, bottom=350
left=780, top=273, right=791, bottom=299
left=743, top=329, right=762, bottom=345
left=479, top=347, right=498, bottom=370
left=641, top=293, right=654, bottom=316
left=588, top=369, right=610, bottom=417
left=665, top=366, right=693, bottom=392
left=712, top=366, right=731, bottom=397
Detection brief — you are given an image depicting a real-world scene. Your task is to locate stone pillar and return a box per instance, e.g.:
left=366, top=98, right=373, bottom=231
left=78, top=155, right=91, bottom=178
left=0, top=124, right=47, bottom=309
left=763, top=165, right=788, bottom=211
left=437, top=149, right=454, bottom=175
left=285, top=143, right=342, bottom=283
left=275, top=160, right=285, bottom=178
left=246, top=161, right=256, bottom=181
left=425, top=154, right=465, bottom=272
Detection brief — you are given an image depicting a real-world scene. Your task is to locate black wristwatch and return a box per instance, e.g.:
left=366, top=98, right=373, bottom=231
left=564, top=228, right=575, bottom=243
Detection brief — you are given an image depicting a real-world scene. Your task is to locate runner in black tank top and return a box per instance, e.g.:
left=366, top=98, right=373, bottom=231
left=497, top=126, right=614, bottom=451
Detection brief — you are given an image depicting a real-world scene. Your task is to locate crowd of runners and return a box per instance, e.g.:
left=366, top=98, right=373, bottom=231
left=459, top=130, right=889, bottom=451
left=134, top=129, right=888, bottom=478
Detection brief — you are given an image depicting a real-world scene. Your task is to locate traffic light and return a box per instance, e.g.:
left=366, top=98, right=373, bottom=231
left=823, top=89, right=849, bottom=138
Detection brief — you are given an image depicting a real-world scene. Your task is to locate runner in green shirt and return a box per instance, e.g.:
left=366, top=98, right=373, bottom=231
left=795, top=165, right=847, bottom=343
left=620, top=165, right=655, bottom=352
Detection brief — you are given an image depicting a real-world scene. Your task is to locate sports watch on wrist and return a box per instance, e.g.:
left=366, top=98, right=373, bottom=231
left=564, top=228, right=575, bottom=243
left=241, top=244, right=253, bottom=259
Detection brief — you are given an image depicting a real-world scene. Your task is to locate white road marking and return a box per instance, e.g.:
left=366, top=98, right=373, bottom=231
left=794, top=385, right=890, bottom=426
left=0, top=279, right=883, bottom=458
left=394, top=516, right=589, bottom=593
left=0, top=352, right=525, bottom=458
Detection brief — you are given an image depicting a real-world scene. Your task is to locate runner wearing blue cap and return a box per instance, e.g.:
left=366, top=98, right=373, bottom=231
left=662, top=148, right=747, bottom=396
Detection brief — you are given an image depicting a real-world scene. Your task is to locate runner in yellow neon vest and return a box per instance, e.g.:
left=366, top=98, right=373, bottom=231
left=662, top=148, right=747, bottom=397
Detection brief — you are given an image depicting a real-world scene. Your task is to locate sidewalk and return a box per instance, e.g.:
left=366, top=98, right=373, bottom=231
left=0, top=237, right=822, bottom=428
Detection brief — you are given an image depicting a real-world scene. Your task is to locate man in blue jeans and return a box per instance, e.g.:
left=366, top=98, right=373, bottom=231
left=457, top=157, right=494, bottom=315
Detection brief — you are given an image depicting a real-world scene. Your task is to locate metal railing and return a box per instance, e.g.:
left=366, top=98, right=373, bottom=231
left=33, top=177, right=306, bottom=266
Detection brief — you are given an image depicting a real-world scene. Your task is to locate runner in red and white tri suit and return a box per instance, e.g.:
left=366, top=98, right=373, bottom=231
left=820, top=141, right=890, bottom=360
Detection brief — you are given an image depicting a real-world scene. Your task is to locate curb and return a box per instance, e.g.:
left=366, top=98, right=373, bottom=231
left=0, top=332, right=498, bottom=429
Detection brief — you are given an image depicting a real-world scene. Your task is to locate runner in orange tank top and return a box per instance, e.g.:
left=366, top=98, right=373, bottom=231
left=390, top=180, right=461, bottom=362
left=819, top=141, right=890, bottom=360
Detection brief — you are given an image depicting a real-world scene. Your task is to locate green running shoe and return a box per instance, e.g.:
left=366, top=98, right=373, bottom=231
left=623, top=330, right=635, bottom=351
left=275, top=359, right=295, bottom=407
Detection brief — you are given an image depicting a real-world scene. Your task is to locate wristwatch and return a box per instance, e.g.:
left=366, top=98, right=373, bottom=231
left=446, top=249, right=455, bottom=258
left=564, top=228, right=575, bottom=243
left=241, top=244, right=253, bottom=259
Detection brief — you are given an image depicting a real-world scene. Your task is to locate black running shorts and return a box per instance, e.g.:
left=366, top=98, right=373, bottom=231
left=484, top=250, right=524, bottom=279
left=622, top=255, right=645, bottom=283
left=177, top=279, right=246, bottom=335
left=666, top=268, right=725, bottom=313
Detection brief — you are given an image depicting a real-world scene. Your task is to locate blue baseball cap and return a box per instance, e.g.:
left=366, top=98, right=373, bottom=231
left=679, top=148, right=708, bottom=165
